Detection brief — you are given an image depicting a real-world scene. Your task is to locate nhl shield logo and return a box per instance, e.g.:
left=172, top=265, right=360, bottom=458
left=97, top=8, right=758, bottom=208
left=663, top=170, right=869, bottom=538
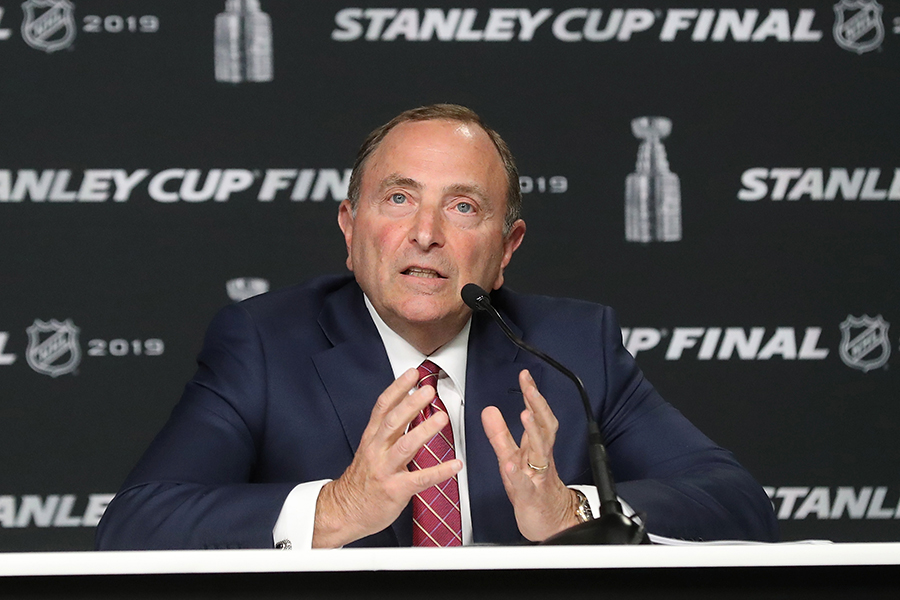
left=21, top=0, right=76, bottom=53
left=839, top=314, right=891, bottom=372
left=26, top=319, right=81, bottom=377
left=833, top=0, right=884, bottom=54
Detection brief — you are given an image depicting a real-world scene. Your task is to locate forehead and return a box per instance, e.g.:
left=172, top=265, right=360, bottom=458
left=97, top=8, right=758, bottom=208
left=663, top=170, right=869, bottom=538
left=363, top=119, right=507, bottom=196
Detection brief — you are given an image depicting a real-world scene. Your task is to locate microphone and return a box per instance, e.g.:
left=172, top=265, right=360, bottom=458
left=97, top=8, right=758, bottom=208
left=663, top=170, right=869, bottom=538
left=461, top=283, right=648, bottom=545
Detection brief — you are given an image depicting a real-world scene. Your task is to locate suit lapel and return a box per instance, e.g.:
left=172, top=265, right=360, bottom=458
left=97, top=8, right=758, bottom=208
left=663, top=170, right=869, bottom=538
left=312, top=281, right=394, bottom=453
left=311, top=282, right=404, bottom=546
left=464, top=308, right=543, bottom=544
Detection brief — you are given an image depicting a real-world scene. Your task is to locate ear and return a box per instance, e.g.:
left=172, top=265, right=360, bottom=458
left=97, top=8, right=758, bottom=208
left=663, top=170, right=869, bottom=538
left=337, top=199, right=355, bottom=272
left=492, top=219, right=526, bottom=290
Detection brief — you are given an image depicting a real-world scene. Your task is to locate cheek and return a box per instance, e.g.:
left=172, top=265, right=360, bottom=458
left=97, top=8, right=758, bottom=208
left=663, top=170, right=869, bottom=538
left=461, top=239, right=503, bottom=278
left=374, top=231, right=400, bottom=261
left=357, top=226, right=403, bottom=268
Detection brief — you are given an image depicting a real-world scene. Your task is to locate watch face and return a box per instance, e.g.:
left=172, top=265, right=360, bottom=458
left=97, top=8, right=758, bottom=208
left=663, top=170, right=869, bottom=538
left=575, top=492, right=593, bottom=522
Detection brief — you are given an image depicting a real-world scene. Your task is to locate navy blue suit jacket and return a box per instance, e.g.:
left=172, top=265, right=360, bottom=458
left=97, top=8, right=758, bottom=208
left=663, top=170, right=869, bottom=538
left=96, top=275, right=777, bottom=549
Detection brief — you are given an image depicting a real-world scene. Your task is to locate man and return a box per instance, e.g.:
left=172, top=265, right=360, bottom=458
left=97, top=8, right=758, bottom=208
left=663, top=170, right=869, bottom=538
left=96, top=104, right=778, bottom=550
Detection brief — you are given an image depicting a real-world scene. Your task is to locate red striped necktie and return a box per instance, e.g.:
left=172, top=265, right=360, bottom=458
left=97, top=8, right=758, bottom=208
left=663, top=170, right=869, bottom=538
left=408, top=360, right=463, bottom=546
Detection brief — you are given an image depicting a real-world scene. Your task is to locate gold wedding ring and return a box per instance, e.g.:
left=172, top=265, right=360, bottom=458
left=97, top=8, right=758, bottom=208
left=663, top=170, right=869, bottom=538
left=527, top=461, right=549, bottom=473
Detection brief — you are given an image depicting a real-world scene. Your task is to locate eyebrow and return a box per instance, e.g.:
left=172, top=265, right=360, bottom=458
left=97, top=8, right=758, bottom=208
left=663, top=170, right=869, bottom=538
left=443, top=182, right=490, bottom=201
left=378, top=174, right=422, bottom=193
left=378, top=174, right=490, bottom=201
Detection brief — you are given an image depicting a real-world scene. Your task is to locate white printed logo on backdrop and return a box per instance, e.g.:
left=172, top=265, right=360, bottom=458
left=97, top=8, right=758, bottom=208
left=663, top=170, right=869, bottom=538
left=4, top=319, right=165, bottom=376
left=737, top=168, right=900, bottom=201
left=765, top=486, right=900, bottom=520
left=0, top=8, right=11, bottom=40
left=621, top=316, right=893, bottom=372
left=839, top=314, right=891, bottom=372
left=625, top=117, right=682, bottom=243
left=25, top=318, right=81, bottom=377
left=833, top=0, right=884, bottom=54
left=0, top=494, right=114, bottom=529
left=331, top=8, right=830, bottom=44
left=21, top=0, right=76, bottom=53
left=226, top=277, right=270, bottom=302
left=215, top=0, right=273, bottom=83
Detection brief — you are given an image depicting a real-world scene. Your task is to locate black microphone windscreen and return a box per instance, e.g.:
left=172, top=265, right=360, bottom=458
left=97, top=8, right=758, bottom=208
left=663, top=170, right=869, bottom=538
left=461, top=283, right=489, bottom=310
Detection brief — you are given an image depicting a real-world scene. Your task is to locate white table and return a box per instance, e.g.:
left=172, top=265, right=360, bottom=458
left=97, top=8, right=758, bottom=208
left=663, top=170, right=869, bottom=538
left=2, top=543, right=899, bottom=598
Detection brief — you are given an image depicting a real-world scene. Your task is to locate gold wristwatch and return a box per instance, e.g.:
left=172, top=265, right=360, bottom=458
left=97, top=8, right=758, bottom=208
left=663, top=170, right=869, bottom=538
left=573, top=490, right=594, bottom=523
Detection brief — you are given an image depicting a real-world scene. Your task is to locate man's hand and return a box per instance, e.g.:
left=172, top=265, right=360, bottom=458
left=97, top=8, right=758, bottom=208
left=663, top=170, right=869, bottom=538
left=482, top=369, right=580, bottom=541
left=312, top=369, right=463, bottom=548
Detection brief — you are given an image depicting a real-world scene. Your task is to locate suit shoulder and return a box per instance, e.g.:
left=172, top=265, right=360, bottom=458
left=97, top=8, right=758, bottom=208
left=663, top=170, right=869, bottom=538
left=494, top=287, right=614, bottom=330
left=207, top=274, right=356, bottom=336
left=234, top=274, right=353, bottom=317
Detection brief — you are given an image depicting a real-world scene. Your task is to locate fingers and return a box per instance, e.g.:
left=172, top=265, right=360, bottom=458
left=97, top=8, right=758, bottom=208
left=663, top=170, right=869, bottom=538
left=519, top=370, right=558, bottom=435
left=379, top=384, right=434, bottom=439
left=317, top=371, right=462, bottom=548
left=370, top=370, right=460, bottom=480
left=481, top=406, right=519, bottom=464
left=393, top=407, right=449, bottom=463
left=482, top=371, right=577, bottom=542
left=365, top=369, right=433, bottom=442
left=366, top=368, right=420, bottom=430
left=407, top=459, right=463, bottom=493
left=399, top=405, right=461, bottom=496
left=518, top=370, right=557, bottom=472
left=520, top=410, right=551, bottom=472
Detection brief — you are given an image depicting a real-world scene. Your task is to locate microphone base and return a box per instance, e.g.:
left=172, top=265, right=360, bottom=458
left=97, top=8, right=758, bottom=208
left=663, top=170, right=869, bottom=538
left=540, top=513, right=649, bottom=546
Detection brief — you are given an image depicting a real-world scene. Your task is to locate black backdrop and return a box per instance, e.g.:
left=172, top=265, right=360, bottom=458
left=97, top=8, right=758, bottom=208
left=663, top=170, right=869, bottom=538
left=0, top=0, right=898, bottom=551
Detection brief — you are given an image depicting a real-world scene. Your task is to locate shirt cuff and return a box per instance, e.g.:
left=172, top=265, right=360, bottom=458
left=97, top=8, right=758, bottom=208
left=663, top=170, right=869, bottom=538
left=272, top=479, right=331, bottom=550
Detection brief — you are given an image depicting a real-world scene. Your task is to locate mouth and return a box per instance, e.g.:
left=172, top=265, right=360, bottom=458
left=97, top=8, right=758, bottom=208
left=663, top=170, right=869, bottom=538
left=402, top=266, right=448, bottom=279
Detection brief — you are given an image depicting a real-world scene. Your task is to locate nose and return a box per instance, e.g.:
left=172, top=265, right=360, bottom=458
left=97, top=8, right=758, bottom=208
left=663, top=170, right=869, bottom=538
left=409, top=202, right=444, bottom=250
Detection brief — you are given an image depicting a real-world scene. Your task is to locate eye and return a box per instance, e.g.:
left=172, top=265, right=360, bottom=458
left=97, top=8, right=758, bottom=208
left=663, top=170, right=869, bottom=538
left=455, top=201, right=474, bottom=214
left=390, top=192, right=407, bottom=205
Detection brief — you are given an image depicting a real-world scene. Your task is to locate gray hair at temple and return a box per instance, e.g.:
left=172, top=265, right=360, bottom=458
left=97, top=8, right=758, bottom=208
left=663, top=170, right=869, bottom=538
left=346, top=104, right=522, bottom=235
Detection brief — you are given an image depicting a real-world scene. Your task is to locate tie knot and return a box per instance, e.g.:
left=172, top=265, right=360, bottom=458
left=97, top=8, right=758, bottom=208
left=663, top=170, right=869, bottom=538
left=417, top=360, right=440, bottom=389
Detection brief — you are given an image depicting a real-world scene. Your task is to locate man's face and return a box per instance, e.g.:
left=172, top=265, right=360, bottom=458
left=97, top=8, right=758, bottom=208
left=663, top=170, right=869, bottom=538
left=338, top=119, right=525, bottom=344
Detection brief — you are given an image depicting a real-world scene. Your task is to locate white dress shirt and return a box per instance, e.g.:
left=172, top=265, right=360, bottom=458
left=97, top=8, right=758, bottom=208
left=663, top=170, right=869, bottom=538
left=272, top=295, right=602, bottom=548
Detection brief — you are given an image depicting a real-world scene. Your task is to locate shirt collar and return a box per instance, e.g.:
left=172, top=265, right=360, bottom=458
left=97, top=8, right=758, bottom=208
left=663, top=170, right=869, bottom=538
left=363, top=295, right=469, bottom=402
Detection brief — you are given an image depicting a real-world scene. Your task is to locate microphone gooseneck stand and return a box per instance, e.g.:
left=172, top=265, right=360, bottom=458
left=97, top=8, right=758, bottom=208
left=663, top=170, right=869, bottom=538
left=461, top=284, right=648, bottom=545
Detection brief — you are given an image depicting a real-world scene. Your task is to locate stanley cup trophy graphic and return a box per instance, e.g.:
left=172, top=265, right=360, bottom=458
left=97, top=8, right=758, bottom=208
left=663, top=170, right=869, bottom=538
left=215, top=0, right=273, bottom=83
left=625, top=117, right=682, bottom=242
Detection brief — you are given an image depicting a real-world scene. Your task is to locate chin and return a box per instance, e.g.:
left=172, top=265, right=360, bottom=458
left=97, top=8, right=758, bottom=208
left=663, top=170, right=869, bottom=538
left=393, top=299, right=461, bottom=326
